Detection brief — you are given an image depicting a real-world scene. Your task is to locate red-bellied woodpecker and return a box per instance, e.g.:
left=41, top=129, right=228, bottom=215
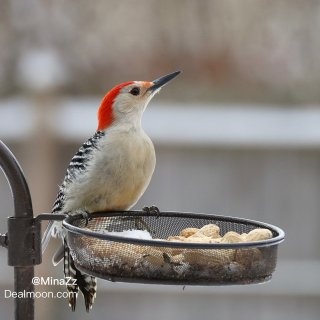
left=42, top=71, right=181, bottom=311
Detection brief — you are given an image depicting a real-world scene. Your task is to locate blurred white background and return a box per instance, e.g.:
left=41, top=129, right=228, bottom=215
left=1, top=1, right=320, bottom=319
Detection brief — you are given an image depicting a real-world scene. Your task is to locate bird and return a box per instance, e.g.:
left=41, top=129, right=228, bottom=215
left=41, top=70, right=181, bottom=311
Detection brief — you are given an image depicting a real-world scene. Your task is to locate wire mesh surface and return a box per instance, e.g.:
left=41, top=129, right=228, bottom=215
left=63, top=211, right=284, bottom=285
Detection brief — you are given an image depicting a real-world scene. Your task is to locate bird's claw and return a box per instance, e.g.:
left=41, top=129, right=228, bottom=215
left=142, top=206, right=160, bottom=217
left=80, top=211, right=90, bottom=226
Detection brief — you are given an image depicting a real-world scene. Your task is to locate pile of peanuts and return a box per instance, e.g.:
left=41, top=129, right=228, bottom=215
left=166, top=224, right=273, bottom=244
left=80, top=224, right=274, bottom=274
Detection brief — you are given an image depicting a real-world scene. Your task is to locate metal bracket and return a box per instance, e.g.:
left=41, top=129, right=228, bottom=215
left=0, top=214, right=68, bottom=252
left=35, top=213, right=67, bottom=222
left=8, top=216, right=41, bottom=266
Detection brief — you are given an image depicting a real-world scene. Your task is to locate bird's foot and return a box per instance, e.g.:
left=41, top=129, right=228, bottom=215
left=75, top=210, right=90, bottom=226
left=141, top=207, right=160, bottom=234
left=142, top=206, right=160, bottom=217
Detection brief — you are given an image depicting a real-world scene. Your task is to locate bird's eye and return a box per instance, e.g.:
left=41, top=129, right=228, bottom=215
left=130, top=87, right=140, bottom=96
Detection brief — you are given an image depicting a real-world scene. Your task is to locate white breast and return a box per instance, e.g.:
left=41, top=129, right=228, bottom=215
left=63, top=126, right=156, bottom=213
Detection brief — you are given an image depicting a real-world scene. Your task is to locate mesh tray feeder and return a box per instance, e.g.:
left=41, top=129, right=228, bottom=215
left=63, top=211, right=284, bottom=285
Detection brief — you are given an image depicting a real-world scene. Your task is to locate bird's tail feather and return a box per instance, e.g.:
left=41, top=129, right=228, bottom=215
left=64, top=239, right=97, bottom=312
left=64, top=239, right=79, bottom=311
left=41, top=220, right=54, bottom=254
left=52, top=244, right=64, bottom=266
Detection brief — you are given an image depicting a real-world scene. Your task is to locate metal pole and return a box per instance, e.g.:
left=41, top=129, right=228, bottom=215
left=0, top=140, right=38, bottom=320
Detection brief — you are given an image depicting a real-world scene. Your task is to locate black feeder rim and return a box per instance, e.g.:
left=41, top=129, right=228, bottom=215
left=62, top=210, right=285, bottom=249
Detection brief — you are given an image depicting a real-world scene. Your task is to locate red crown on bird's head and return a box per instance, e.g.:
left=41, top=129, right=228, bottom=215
left=97, top=81, right=134, bottom=131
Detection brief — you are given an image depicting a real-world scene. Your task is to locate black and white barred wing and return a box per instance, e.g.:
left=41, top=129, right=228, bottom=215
left=42, top=131, right=105, bottom=252
left=52, top=130, right=105, bottom=213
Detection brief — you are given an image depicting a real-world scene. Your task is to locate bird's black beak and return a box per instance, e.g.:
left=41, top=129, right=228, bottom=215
left=147, top=70, right=181, bottom=92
